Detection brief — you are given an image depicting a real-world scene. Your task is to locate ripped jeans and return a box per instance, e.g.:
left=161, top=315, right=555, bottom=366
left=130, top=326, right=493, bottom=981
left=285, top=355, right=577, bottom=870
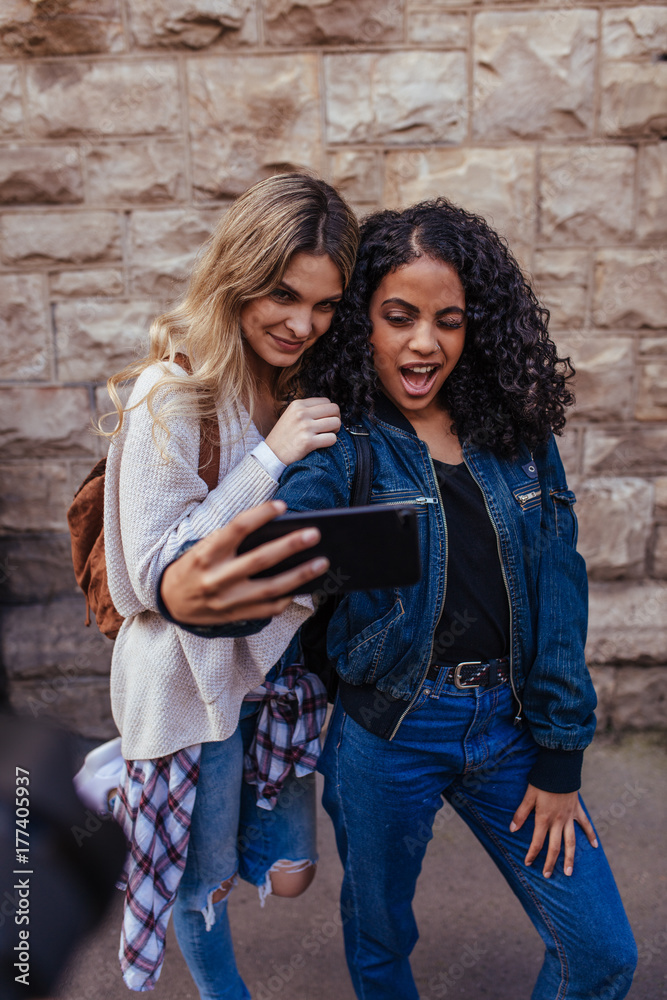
left=172, top=701, right=318, bottom=1000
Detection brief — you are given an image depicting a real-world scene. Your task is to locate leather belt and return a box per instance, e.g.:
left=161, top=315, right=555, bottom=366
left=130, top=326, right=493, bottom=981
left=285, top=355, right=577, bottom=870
left=426, top=656, right=510, bottom=690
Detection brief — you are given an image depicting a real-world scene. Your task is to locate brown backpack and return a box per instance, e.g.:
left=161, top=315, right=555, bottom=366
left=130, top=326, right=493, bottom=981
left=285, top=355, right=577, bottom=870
left=67, top=356, right=221, bottom=639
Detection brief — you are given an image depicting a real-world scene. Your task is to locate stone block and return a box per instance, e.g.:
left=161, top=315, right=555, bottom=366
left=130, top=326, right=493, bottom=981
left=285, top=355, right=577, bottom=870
left=9, top=676, right=117, bottom=740
left=0, top=461, right=74, bottom=533
left=408, top=12, right=468, bottom=47
left=587, top=582, right=667, bottom=665
left=325, top=51, right=467, bottom=146
left=533, top=250, right=589, bottom=328
left=0, top=387, right=97, bottom=459
left=0, top=0, right=123, bottom=57
left=555, top=426, right=579, bottom=480
left=384, top=147, right=536, bottom=252
left=0, top=145, right=83, bottom=204
left=637, top=144, right=667, bottom=241
left=601, top=62, right=667, bottom=138
left=0, top=274, right=51, bottom=381
left=636, top=363, right=667, bottom=421
left=1, top=211, right=121, bottom=266
left=329, top=150, right=381, bottom=206
left=85, top=141, right=187, bottom=204
left=0, top=65, right=22, bottom=136
left=25, top=60, right=181, bottom=138
left=539, top=146, right=636, bottom=244
left=576, top=477, right=653, bottom=580
left=55, top=299, right=154, bottom=382
left=653, top=525, right=667, bottom=578
left=473, top=10, right=597, bottom=140
left=0, top=534, right=78, bottom=604
left=602, top=6, right=667, bottom=61
left=639, top=336, right=667, bottom=359
left=588, top=666, right=615, bottom=734
left=129, top=207, right=220, bottom=297
left=611, top=668, right=667, bottom=731
left=593, top=249, right=667, bottom=329
left=550, top=334, right=634, bottom=423
left=655, top=478, right=667, bottom=520
left=2, top=596, right=112, bottom=679
left=582, top=427, right=667, bottom=478
left=265, top=0, right=403, bottom=46
left=407, top=0, right=474, bottom=5
left=50, top=269, right=124, bottom=298
left=188, top=55, right=322, bottom=198
left=129, top=0, right=256, bottom=49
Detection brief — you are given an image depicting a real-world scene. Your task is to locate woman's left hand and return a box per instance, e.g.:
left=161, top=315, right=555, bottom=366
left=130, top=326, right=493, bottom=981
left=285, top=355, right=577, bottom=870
left=510, top=785, right=598, bottom=878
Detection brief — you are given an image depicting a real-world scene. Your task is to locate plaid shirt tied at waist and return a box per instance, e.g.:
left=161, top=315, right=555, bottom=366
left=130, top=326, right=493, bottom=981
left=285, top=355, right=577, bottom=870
left=113, top=665, right=327, bottom=992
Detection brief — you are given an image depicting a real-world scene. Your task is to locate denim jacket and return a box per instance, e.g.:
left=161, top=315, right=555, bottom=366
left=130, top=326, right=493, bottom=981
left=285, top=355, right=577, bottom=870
left=273, top=395, right=596, bottom=771
left=161, top=394, right=597, bottom=792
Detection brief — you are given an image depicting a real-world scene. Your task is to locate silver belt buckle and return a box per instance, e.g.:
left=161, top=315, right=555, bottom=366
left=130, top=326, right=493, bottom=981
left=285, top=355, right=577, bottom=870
left=453, top=661, right=484, bottom=689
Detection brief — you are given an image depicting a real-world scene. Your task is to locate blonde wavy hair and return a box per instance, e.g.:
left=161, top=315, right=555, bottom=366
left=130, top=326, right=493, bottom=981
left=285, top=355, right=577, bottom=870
left=101, top=173, right=359, bottom=453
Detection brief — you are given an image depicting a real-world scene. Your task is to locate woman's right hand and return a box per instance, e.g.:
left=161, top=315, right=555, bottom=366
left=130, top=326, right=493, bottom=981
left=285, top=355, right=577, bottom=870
left=160, top=501, right=329, bottom=625
left=265, top=397, right=341, bottom=465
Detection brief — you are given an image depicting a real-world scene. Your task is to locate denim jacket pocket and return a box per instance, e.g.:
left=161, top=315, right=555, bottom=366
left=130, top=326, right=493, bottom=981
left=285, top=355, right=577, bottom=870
left=550, top=488, right=578, bottom=546
left=512, top=482, right=542, bottom=512
left=344, top=595, right=405, bottom=684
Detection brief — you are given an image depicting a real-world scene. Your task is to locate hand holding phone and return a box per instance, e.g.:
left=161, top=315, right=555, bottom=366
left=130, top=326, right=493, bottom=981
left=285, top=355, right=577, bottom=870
left=159, top=501, right=330, bottom=625
left=237, top=504, right=421, bottom=595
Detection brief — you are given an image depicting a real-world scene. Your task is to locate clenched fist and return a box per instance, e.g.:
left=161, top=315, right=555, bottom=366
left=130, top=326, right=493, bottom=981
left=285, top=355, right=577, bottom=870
left=265, top=397, right=341, bottom=465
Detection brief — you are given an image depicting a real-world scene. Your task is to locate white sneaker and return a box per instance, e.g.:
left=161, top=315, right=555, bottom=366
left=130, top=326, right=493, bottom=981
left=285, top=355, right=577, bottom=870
left=73, top=736, right=125, bottom=816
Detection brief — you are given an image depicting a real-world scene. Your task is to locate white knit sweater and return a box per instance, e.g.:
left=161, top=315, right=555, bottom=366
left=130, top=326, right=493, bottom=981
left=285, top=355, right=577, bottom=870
left=104, top=363, right=313, bottom=760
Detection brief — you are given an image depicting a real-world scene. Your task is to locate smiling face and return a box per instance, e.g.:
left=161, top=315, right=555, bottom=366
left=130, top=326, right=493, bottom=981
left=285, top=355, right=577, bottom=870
left=369, top=256, right=466, bottom=422
left=240, top=252, right=343, bottom=379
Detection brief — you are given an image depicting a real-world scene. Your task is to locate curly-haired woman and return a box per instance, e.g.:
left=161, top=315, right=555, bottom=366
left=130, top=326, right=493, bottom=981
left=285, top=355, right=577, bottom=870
left=269, top=199, right=637, bottom=1000
left=97, top=173, right=358, bottom=999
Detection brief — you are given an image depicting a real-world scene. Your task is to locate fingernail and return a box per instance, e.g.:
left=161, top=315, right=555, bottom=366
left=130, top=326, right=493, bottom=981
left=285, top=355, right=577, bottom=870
left=302, top=528, right=319, bottom=542
left=312, top=557, right=328, bottom=571
left=565, top=866, right=573, bottom=876
left=544, top=871, right=551, bottom=879
left=509, top=822, right=517, bottom=832
left=592, top=838, right=599, bottom=848
left=525, top=860, right=532, bottom=867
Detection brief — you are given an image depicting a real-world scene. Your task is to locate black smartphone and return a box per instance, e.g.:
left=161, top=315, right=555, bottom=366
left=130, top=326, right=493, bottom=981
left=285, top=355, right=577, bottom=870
left=237, top=504, right=421, bottom=595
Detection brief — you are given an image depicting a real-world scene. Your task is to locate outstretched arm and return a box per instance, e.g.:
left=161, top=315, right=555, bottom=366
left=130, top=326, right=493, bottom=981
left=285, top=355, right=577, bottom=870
left=159, top=500, right=329, bottom=629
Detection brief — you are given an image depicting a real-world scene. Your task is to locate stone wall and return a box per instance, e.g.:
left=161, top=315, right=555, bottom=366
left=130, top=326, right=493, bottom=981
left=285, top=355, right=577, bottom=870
left=0, top=0, right=665, bottom=738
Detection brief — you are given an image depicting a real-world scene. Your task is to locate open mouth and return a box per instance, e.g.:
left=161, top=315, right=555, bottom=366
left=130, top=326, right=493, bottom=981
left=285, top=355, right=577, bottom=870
left=399, top=363, right=441, bottom=396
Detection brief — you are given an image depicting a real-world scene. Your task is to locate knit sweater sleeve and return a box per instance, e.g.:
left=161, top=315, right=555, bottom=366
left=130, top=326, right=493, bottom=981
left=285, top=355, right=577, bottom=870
left=106, top=366, right=279, bottom=614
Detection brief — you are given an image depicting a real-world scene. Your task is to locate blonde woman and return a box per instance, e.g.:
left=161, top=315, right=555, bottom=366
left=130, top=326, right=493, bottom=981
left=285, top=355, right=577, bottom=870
left=101, top=173, right=359, bottom=998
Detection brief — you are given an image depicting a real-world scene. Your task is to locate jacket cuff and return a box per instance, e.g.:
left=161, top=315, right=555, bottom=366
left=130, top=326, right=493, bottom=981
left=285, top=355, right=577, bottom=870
left=156, top=544, right=270, bottom=638
left=527, top=747, right=584, bottom=794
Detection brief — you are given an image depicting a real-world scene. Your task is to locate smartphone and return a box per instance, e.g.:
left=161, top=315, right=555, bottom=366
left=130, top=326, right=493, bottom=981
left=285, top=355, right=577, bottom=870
left=237, top=504, right=422, bottom=595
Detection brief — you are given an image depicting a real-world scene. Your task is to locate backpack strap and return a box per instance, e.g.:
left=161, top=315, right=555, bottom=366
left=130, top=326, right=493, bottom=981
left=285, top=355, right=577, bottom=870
left=173, top=352, right=221, bottom=492
left=348, top=425, right=373, bottom=507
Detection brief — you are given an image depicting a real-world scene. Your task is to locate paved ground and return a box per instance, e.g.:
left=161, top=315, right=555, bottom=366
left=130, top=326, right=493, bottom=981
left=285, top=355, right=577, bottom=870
left=56, top=733, right=667, bottom=1000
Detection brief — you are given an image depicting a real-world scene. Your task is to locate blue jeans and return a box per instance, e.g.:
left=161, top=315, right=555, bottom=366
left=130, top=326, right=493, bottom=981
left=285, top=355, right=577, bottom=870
left=172, top=702, right=318, bottom=1000
left=319, top=681, right=637, bottom=1000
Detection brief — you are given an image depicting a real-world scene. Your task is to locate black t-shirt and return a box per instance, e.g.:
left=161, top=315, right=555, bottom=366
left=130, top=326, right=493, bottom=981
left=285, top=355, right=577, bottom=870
left=430, top=459, right=510, bottom=664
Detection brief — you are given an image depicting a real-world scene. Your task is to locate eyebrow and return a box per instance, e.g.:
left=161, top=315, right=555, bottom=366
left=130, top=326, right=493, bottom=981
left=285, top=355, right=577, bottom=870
left=381, top=297, right=465, bottom=316
left=279, top=278, right=342, bottom=303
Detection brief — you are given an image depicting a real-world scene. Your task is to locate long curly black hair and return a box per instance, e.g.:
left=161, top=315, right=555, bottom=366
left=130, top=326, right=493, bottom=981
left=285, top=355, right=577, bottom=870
left=299, top=199, right=574, bottom=456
